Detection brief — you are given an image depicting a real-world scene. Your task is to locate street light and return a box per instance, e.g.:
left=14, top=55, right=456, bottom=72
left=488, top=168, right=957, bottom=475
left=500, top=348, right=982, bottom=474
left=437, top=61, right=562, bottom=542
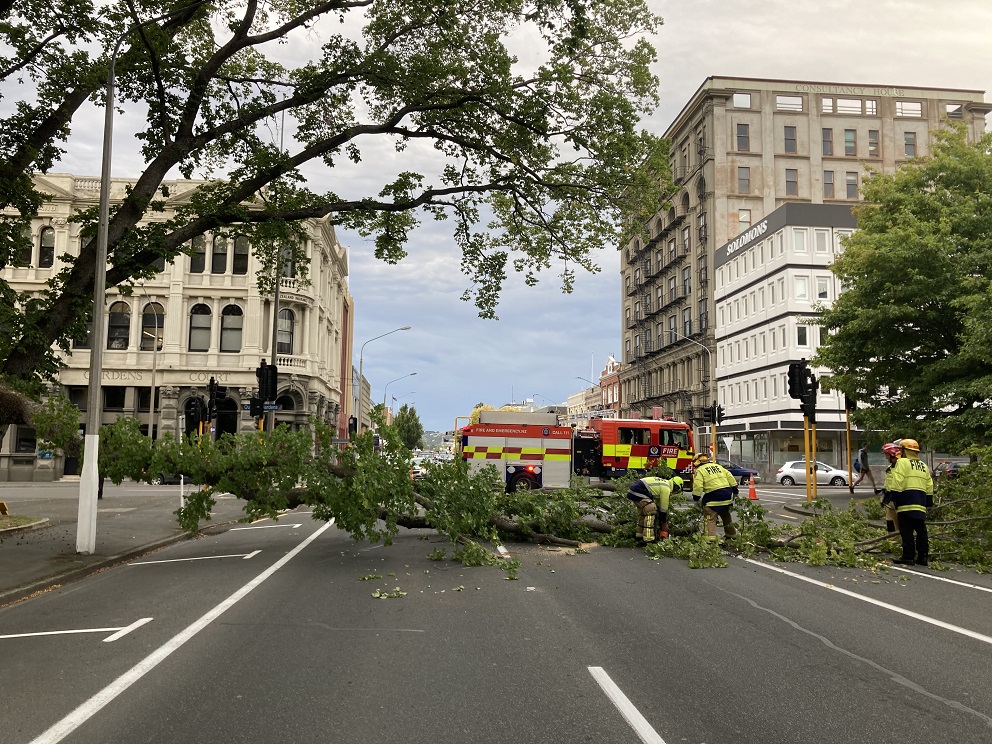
left=666, top=328, right=716, bottom=454
left=356, top=326, right=411, bottom=432
left=576, top=376, right=597, bottom=389
left=78, top=0, right=209, bottom=555
left=383, top=372, right=417, bottom=409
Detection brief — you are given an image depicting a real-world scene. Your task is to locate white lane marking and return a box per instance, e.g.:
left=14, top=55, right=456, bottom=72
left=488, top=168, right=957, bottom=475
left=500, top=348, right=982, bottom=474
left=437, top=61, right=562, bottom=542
left=230, top=523, right=302, bottom=530
left=740, top=557, right=992, bottom=646
left=243, top=550, right=261, bottom=560
left=103, top=618, right=153, bottom=643
left=130, top=552, right=260, bottom=565
left=888, top=565, right=992, bottom=594
left=1, top=618, right=152, bottom=643
left=588, top=666, right=667, bottom=744
left=30, top=520, right=333, bottom=744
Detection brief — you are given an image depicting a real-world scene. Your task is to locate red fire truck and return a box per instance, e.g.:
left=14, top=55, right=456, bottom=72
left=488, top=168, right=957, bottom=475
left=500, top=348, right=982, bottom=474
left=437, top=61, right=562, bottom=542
left=572, top=417, right=695, bottom=480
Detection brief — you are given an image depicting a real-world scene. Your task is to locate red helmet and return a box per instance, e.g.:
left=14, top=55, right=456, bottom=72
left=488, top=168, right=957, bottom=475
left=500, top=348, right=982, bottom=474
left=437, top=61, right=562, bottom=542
left=881, top=442, right=901, bottom=458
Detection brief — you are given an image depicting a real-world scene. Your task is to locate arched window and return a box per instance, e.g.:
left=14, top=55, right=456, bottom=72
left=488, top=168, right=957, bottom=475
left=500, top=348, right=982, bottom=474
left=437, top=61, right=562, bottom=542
left=190, top=235, right=206, bottom=273
left=16, top=226, right=32, bottom=266
left=39, top=227, right=55, bottom=268
left=280, top=244, right=295, bottom=278
left=188, top=303, right=212, bottom=352
left=211, top=236, right=228, bottom=274
left=277, top=308, right=295, bottom=354
left=107, top=301, right=131, bottom=350
left=220, top=305, right=243, bottom=353
left=141, top=302, right=164, bottom=351
left=276, top=395, right=295, bottom=411
left=233, top=236, right=249, bottom=275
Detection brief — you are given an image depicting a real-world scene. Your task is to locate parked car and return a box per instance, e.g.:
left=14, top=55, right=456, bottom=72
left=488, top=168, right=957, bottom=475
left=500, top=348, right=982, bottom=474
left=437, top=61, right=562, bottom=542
left=717, top=458, right=760, bottom=485
left=776, top=461, right=848, bottom=486
left=934, top=461, right=968, bottom=479
left=150, top=472, right=188, bottom=486
left=410, top=457, right=426, bottom=480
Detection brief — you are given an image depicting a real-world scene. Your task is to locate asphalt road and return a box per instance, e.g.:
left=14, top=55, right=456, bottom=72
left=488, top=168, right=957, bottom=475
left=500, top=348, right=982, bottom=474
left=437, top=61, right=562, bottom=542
left=3, top=506, right=992, bottom=744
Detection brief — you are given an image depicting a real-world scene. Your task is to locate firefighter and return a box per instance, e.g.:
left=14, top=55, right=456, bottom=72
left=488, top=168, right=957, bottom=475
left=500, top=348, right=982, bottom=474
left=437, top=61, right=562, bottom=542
left=887, top=438, right=934, bottom=566
left=879, top=441, right=902, bottom=534
left=691, top=453, right=739, bottom=542
left=626, top=476, right=683, bottom=543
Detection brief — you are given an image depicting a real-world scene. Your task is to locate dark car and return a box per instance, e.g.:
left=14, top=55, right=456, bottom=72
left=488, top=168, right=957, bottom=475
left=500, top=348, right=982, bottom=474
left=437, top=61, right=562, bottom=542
left=717, top=458, right=760, bottom=485
left=935, top=461, right=967, bottom=480
left=150, top=473, right=189, bottom=485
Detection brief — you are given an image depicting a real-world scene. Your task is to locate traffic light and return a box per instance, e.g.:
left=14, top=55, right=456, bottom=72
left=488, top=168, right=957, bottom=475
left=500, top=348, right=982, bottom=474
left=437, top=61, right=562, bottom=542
left=787, top=361, right=806, bottom=400
left=198, top=396, right=210, bottom=423
left=256, top=360, right=278, bottom=401
left=702, top=405, right=715, bottom=424
left=844, top=395, right=857, bottom=411
left=249, top=397, right=263, bottom=418
left=716, top=404, right=725, bottom=424
left=348, top=416, right=358, bottom=435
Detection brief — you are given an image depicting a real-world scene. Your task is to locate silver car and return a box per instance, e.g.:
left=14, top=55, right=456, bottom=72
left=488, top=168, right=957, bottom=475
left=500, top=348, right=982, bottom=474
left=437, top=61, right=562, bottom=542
left=776, top=460, right=849, bottom=486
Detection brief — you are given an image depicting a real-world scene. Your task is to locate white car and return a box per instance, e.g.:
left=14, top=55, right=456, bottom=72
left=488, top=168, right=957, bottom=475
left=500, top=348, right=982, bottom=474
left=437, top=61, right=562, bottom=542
left=776, top=461, right=849, bottom=486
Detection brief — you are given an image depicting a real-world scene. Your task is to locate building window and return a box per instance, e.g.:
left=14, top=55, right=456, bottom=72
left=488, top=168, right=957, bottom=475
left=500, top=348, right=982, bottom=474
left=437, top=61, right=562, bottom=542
left=190, top=236, right=206, bottom=273
left=945, top=103, right=963, bottom=119
left=682, top=266, right=691, bottom=295
left=776, top=95, right=803, bottom=112
left=814, top=230, right=830, bottom=253
left=837, top=98, right=862, bottom=115
left=681, top=225, right=690, bottom=254
left=794, top=228, right=808, bottom=253
left=864, top=99, right=878, bottom=115
left=896, top=100, right=923, bottom=117
left=737, top=166, right=750, bottom=194
left=821, top=128, right=833, bottom=156
left=817, top=277, right=830, bottom=299
left=189, top=303, right=211, bottom=352
left=736, top=123, right=750, bottom=152
left=698, top=300, right=708, bottom=331
left=868, top=130, right=879, bottom=157
left=233, top=236, right=250, bottom=275
left=39, top=227, right=55, bottom=268
left=280, top=244, right=296, bottom=278
left=904, top=132, right=917, bottom=158
left=682, top=308, right=692, bottom=337
left=797, top=325, right=809, bottom=346
left=73, top=322, right=92, bottom=350
left=739, top=208, right=751, bottom=230
left=784, top=126, right=797, bottom=153
left=846, top=172, right=859, bottom=199
left=824, top=171, right=835, bottom=199
left=794, top=277, right=809, bottom=301
left=821, top=97, right=834, bottom=114
left=104, top=386, right=126, bottom=411
left=785, top=169, right=798, bottom=196
left=140, top=302, right=164, bottom=351
left=277, top=308, right=295, bottom=354
left=212, top=236, right=228, bottom=274
left=220, top=305, right=243, bottom=353
left=106, top=301, right=130, bottom=350
left=733, top=92, right=751, bottom=108
left=844, top=129, right=857, bottom=156
left=16, top=227, right=32, bottom=266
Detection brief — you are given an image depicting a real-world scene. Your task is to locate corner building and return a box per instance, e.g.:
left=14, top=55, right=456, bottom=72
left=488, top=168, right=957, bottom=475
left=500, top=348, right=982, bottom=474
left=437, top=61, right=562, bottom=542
left=0, top=174, right=355, bottom=482
left=620, top=76, right=990, bottom=467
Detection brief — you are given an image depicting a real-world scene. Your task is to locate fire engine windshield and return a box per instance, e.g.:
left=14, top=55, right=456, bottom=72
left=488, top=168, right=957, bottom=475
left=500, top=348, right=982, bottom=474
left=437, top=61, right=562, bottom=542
left=662, top=429, right=690, bottom=449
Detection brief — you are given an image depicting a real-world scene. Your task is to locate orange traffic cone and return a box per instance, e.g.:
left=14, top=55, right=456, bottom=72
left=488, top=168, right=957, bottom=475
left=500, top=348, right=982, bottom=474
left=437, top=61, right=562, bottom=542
left=748, top=474, right=758, bottom=500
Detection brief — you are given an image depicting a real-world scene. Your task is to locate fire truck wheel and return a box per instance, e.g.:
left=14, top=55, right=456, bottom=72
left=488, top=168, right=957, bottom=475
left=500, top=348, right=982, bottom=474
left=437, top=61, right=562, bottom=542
left=508, top=473, right=538, bottom=492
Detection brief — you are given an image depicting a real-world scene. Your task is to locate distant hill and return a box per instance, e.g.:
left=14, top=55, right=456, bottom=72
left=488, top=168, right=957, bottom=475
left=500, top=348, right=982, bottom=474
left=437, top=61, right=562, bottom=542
left=421, top=430, right=445, bottom=450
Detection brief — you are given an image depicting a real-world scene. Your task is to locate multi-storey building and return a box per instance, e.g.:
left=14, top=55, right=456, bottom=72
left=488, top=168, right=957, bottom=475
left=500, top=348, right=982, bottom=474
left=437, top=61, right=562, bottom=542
left=621, top=76, right=990, bottom=461
left=1, top=173, right=355, bottom=482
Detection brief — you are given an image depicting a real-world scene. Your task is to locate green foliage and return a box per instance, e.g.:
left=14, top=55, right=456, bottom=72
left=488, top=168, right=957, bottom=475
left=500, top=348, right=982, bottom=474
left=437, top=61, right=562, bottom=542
left=32, top=394, right=83, bottom=457
left=815, top=127, right=992, bottom=453
left=426, top=548, right=447, bottom=561
left=645, top=534, right=728, bottom=569
left=393, top=404, right=425, bottom=450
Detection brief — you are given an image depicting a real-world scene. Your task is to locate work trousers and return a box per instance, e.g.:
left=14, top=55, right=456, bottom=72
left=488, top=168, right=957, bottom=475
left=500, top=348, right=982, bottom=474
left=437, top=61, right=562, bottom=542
left=635, top=499, right=657, bottom=542
left=703, top=505, right=737, bottom=541
left=898, top=515, right=928, bottom=564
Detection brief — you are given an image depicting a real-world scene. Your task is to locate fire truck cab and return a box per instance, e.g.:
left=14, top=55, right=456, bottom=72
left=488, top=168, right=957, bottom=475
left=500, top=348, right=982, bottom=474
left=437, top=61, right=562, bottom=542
left=573, top=418, right=694, bottom=480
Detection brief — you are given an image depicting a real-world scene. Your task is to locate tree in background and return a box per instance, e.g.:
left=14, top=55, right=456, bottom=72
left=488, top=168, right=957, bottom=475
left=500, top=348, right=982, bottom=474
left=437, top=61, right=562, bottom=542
left=0, top=0, right=669, bottom=417
left=393, top=404, right=424, bottom=451
left=815, top=127, right=992, bottom=454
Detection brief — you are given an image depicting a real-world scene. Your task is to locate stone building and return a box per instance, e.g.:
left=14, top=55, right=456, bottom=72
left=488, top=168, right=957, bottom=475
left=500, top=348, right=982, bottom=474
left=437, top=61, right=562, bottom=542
left=0, top=173, right=355, bottom=482
left=620, top=76, right=990, bottom=461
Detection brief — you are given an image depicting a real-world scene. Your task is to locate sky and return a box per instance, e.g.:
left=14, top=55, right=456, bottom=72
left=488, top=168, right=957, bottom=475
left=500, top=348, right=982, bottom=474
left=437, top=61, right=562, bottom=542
left=39, top=0, right=992, bottom=432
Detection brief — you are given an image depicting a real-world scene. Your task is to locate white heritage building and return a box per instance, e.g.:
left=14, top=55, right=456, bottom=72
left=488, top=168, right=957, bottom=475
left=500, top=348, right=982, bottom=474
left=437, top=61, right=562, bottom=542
left=0, top=174, right=356, bottom=482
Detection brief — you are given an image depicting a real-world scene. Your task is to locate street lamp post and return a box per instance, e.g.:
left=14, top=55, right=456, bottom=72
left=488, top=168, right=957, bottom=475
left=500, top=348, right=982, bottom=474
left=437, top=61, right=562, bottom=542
left=77, top=0, right=208, bottom=555
left=383, top=372, right=417, bottom=410
left=666, top=329, right=716, bottom=455
left=356, top=326, right=411, bottom=433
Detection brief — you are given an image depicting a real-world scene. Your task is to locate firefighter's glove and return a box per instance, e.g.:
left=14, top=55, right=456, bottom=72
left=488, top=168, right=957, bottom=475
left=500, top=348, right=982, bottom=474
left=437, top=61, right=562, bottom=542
left=732, top=486, right=740, bottom=498
left=692, top=494, right=700, bottom=503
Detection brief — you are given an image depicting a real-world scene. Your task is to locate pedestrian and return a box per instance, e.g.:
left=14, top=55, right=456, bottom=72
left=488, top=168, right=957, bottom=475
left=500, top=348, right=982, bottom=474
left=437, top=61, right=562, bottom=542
left=878, top=441, right=902, bottom=534
left=850, top=442, right=880, bottom=495
left=887, top=438, right=934, bottom=567
left=626, top=476, right=683, bottom=543
left=691, top=453, right=739, bottom=542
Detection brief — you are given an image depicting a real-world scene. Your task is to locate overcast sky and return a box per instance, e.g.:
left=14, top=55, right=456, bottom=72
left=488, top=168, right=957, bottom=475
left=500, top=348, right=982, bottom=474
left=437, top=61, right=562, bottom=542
left=40, top=0, right=992, bottom=432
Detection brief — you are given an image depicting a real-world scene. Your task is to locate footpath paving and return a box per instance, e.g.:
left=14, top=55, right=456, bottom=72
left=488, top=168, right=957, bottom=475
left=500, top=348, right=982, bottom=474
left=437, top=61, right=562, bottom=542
left=0, top=479, right=249, bottom=607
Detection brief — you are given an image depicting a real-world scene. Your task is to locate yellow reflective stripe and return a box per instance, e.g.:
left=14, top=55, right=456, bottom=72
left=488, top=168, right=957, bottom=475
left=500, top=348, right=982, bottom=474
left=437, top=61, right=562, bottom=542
left=615, top=445, right=632, bottom=458
left=544, top=453, right=571, bottom=461
left=897, top=504, right=927, bottom=513
left=628, top=457, right=647, bottom=468
left=520, top=448, right=542, bottom=456
left=603, top=444, right=617, bottom=456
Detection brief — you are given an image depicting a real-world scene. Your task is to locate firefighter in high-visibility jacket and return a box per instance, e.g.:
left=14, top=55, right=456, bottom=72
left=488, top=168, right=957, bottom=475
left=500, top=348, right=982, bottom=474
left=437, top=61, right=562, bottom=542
left=887, top=438, right=933, bottom=566
left=691, top=453, right=739, bottom=541
left=879, top=441, right=903, bottom=534
left=626, top=476, right=683, bottom=543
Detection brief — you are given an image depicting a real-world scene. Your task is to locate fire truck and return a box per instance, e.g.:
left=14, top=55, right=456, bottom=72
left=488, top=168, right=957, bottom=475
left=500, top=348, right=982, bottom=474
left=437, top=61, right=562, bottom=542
left=458, top=411, right=694, bottom=491
left=572, top=417, right=695, bottom=481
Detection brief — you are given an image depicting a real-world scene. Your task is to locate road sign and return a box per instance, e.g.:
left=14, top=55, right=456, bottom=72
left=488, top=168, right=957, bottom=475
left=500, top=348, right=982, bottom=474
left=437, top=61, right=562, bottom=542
left=263, top=403, right=279, bottom=411
left=241, top=403, right=251, bottom=411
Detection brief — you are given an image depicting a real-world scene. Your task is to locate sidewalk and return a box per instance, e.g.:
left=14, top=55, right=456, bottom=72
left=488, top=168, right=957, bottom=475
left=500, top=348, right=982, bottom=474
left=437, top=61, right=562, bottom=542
left=0, top=480, right=249, bottom=607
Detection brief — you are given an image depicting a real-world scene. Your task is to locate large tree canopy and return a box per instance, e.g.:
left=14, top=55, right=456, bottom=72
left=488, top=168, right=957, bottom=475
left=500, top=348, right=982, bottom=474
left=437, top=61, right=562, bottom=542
left=815, top=127, right=992, bottom=453
left=0, top=0, right=668, bottom=393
